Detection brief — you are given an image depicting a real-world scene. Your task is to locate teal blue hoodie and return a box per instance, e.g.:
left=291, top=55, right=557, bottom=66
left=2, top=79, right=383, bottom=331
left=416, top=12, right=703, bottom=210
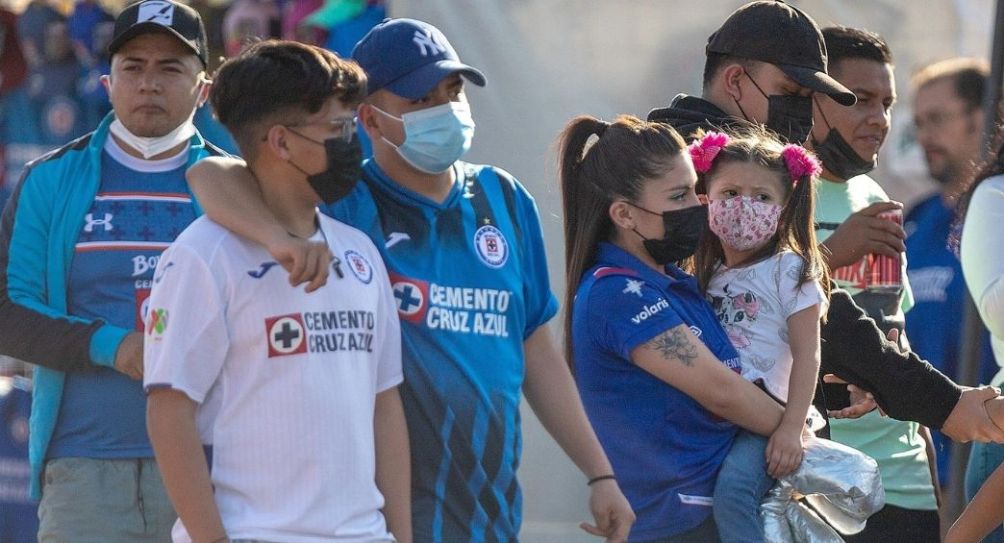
left=0, top=113, right=224, bottom=498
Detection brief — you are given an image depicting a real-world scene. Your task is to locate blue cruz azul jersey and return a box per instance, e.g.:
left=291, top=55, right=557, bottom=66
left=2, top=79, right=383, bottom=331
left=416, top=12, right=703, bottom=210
left=49, top=145, right=196, bottom=459
left=572, top=242, right=741, bottom=541
left=324, top=159, right=558, bottom=542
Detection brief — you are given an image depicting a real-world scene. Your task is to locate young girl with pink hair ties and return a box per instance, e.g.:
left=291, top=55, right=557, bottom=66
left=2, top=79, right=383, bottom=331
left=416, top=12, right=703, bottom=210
left=690, top=128, right=831, bottom=543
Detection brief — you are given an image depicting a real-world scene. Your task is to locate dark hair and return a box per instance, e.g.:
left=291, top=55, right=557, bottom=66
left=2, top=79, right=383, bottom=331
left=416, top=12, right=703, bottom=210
left=209, top=40, right=366, bottom=158
left=822, top=26, right=893, bottom=72
left=911, top=57, right=988, bottom=111
left=558, top=115, right=687, bottom=366
left=692, top=126, right=831, bottom=305
left=957, top=128, right=1004, bottom=234
left=702, top=52, right=757, bottom=92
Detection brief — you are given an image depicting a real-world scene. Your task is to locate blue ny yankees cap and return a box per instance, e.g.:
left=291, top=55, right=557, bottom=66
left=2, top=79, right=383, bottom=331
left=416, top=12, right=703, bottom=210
left=352, top=18, right=486, bottom=100
left=108, top=0, right=208, bottom=67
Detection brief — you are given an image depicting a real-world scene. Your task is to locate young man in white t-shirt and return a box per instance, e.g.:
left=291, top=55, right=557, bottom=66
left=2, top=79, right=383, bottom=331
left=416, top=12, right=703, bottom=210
left=143, top=40, right=410, bottom=543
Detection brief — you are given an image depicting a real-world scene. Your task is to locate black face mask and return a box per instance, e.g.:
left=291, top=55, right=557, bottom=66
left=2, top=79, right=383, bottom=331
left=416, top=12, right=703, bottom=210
left=287, top=129, right=362, bottom=205
left=811, top=103, right=875, bottom=180
left=737, top=73, right=815, bottom=144
left=628, top=203, right=708, bottom=265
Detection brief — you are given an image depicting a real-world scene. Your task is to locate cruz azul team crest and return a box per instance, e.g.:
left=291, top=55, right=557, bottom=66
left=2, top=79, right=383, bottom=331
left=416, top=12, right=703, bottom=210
left=474, top=225, right=508, bottom=268
left=344, top=250, right=373, bottom=284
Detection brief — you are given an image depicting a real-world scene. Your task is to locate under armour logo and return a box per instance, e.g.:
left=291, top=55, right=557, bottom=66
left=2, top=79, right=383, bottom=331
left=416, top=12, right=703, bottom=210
left=385, top=232, right=411, bottom=249
left=84, top=213, right=114, bottom=233
left=412, top=29, right=447, bottom=57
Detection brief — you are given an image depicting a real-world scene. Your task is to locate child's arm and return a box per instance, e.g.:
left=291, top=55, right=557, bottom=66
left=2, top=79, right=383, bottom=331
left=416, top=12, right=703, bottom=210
left=374, top=386, right=411, bottom=543
left=945, top=462, right=1004, bottom=543
left=186, top=158, right=330, bottom=291
left=919, top=425, right=942, bottom=509
left=766, top=302, right=822, bottom=478
left=147, top=388, right=228, bottom=543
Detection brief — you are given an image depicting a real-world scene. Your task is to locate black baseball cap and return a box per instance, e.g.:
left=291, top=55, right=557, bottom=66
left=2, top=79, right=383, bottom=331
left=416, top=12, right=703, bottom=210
left=706, top=1, right=856, bottom=106
left=108, top=0, right=208, bottom=67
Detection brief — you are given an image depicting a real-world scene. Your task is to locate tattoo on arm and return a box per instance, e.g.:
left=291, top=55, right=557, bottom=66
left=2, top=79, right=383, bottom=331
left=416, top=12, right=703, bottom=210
left=645, top=328, right=698, bottom=367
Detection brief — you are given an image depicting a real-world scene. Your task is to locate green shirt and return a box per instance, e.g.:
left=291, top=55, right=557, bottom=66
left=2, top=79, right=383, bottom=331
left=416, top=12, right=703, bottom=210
left=815, top=174, right=936, bottom=511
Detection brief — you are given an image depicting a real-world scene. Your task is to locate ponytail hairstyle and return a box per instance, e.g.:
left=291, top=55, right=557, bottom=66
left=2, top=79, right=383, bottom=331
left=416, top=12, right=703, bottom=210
left=559, top=114, right=688, bottom=367
left=691, top=126, right=831, bottom=304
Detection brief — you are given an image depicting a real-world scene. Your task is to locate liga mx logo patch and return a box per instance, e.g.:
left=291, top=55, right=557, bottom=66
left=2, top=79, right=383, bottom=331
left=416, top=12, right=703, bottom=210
left=474, top=225, right=508, bottom=268
left=344, top=250, right=373, bottom=284
left=265, top=313, right=307, bottom=357
left=137, top=0, right=175, bottom=25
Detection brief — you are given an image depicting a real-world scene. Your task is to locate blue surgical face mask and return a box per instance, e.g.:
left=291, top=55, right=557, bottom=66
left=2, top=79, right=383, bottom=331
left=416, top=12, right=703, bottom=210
left=372, top=101, right=476, bottom=174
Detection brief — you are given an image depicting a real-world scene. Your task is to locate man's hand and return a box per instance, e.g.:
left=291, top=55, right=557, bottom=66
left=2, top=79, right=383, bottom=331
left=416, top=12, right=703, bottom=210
left=580, top=478, right=635, bottom=543
left=264, top=230, right=331, bottom=293
left=822, top=374, right=880, bottom=419
left=942, top=386, right=1004, bottom=443
left=114, top=332, right=143, bottom=380
left=821, top=201, right=905, bottom=269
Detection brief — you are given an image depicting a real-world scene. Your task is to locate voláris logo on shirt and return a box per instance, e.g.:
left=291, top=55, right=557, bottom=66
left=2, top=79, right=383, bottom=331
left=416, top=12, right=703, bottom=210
left=265, top=310, right=376, bottom=358
left=389, top=272, right=511, bottom=337
left=474, top=225, right=509, bottom=268
left=631, top=298, right=669, bottom=325
left=344, top=250, right=373, bottom=284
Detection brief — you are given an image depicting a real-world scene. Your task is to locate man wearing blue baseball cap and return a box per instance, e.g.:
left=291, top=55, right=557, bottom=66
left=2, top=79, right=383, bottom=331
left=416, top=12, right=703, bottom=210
left=186, top=17, right=636, bottom=543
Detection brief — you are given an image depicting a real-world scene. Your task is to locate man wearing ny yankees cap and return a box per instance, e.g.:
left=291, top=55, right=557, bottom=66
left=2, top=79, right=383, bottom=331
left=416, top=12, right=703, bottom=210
left=0, top=1, right=226, bottom=540
left=186, top=17, right=637, bottom=543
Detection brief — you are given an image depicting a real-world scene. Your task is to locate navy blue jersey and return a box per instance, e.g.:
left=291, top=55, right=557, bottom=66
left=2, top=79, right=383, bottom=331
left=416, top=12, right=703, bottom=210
left=49, top=145, right=197, bottom=460
left=572, top=243, right=740, bottom=541
left=905, top=194, right=997, bottom=485
left=324, top=159, right=557, bottom=542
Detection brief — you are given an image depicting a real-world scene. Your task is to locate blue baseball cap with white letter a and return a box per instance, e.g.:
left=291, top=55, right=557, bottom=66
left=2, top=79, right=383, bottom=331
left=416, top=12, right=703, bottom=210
left=352, top=18, right=486, bottom=100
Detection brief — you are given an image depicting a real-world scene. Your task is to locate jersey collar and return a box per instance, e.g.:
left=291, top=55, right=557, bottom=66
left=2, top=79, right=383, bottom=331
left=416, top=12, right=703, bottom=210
left=361, top=158, right=464, bottom=211
left=595, top=242, right=696, bottom=288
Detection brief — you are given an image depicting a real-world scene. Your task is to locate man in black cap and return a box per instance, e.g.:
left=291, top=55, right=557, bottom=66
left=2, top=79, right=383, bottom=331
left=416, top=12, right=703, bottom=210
left=649, top=0, right=1004, bottom=464
left=0, top=1, right=226, bottom=540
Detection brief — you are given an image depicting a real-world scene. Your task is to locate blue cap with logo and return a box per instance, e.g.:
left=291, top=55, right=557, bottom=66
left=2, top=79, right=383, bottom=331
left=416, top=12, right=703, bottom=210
left=352, top=18, right=486, bottom=100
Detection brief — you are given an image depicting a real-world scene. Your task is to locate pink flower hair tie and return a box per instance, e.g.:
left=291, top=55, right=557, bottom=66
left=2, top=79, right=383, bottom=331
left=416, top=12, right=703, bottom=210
left=781, top=144, right=822, bottom=186
left=688, top=131, right=730, bottom=174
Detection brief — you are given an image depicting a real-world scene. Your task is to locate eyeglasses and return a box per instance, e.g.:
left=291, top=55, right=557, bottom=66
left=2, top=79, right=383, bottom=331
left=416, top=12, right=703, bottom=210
left=914, top=108, right=973, bottom=132
left=283, top=116, right=357, bottom=142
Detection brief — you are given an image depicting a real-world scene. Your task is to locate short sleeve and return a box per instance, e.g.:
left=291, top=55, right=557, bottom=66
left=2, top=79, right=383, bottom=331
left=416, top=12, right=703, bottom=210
left=587, top=274, right=685, bottom=360
left=371, top=246, right=403, bottom=392
left=143, top=241, right=230, bottom=404
left=775, top=252, right=827, bottom=318
left=507, top=172, right=559, bottom=337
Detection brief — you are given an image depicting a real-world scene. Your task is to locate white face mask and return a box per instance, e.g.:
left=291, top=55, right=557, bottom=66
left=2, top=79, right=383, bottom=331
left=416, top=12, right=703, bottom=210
left=108, top=111, right=197, bottom=160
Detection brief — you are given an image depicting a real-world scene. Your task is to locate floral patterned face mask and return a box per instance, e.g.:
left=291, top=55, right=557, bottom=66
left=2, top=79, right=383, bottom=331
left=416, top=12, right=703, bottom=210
left=708, top=195, right=782, bottom=252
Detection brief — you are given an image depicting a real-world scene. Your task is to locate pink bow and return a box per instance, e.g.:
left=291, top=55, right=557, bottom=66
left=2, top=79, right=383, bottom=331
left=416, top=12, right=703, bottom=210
left=781, top=144, right=822, bottom=186
left=688, top=131, right=730, bottom=173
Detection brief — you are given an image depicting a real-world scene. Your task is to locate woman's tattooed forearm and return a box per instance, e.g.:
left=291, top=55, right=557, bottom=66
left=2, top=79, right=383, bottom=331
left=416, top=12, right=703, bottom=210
left=645, top=328, right=697, bottom=366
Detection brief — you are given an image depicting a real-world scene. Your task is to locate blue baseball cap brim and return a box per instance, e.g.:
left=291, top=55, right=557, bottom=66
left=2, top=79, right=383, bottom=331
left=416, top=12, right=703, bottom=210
left=379, top=59, right=486, bottom=100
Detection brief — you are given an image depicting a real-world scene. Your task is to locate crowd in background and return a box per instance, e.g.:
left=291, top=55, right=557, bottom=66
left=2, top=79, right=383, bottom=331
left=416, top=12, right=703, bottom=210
left=0, top=2, right=384, bottom=541
left=0, top=0, right=387, bottom=207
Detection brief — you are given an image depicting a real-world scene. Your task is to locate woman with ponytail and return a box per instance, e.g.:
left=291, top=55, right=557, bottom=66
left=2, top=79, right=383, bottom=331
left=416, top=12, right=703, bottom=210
left=561, top=115, right=786, bottom=543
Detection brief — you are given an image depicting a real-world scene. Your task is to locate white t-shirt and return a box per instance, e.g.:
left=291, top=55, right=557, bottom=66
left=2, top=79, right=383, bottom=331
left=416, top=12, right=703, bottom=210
left=961, top=174, right=1004, bottom=386
left=144, top=214, right=402, bottom=543
left=706, top=251, right=826, bottom=401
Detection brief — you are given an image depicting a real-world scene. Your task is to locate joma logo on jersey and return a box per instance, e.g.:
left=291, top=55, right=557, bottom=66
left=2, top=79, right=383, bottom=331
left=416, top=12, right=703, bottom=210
left=631, top=298, right=669, bottom=324
left=265, top=314, right=307, bottom=357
